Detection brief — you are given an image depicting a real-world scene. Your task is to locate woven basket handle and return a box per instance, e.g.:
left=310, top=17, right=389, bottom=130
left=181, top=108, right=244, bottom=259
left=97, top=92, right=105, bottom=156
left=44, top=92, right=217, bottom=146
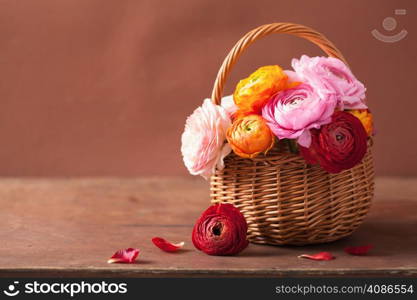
left=211, top=23, right=347, bottom=105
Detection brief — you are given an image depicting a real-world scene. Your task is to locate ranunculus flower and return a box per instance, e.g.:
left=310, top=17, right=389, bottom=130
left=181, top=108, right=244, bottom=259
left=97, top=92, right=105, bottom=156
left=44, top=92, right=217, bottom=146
left=349, top=109, right=374, bottom=136
left=262, top=83, right=337, bottom=147
left=292, top=55, right=367, bottom=110
left=299, top=111, right=368, bottom=173
left=226, top=114, right=275, bottom=158
left=181, top=99, right=232, bottom=179
left=233, top=65, right=288, bottom=114
left=192, top=203, right=248, bottom=256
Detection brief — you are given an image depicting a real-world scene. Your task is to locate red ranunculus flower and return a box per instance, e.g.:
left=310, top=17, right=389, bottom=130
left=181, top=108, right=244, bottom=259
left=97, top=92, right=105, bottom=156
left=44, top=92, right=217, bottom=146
left=192, top=203, right=248, bottom=256
left=299, top=111, right=368, bottom=173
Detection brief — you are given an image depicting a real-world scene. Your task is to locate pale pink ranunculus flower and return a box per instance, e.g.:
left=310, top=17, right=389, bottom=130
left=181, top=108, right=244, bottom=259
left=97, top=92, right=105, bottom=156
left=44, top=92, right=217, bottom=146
left=181, top=99, right=232, bottom=179
left=262, top=83, right=337, bottom=148
left=292, top=55, right=367, bottom=110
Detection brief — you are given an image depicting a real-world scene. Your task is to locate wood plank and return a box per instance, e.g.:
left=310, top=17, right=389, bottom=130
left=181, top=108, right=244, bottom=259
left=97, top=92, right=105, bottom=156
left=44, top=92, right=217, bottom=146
left=0, top=177, right=416, bottom=277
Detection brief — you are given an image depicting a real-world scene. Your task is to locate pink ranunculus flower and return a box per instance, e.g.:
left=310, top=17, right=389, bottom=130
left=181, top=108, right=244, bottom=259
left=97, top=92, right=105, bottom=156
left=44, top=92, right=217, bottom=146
left=181, top=99, right=232, bottom=179
left=292, top=55, right=367, bottom=110
left=262, top=83, right=337, bottom=147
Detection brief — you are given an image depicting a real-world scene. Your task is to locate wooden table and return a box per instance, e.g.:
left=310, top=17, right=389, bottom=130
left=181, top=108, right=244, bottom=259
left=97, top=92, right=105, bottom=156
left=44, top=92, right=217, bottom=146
left=0, top=177, right=416, bottom=277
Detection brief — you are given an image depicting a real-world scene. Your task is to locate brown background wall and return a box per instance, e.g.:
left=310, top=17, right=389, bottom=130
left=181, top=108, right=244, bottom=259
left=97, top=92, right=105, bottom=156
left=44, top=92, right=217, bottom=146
left=0, top=0, right=415, bottom=177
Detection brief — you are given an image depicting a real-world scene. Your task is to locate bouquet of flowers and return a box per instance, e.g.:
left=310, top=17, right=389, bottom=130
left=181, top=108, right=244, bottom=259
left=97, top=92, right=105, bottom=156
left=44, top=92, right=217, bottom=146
left=181, top=55, right=373, bottom=178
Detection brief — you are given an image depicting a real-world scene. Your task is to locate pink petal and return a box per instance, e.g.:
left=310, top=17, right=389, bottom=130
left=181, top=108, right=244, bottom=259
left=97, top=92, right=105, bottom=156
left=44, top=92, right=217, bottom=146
left=298, top=252, right=335, bottom=261
left=107, top=248, right=139, bottom=264
left=285, top=70, right=302, bottom=83
left=297, top=130, right=312, bottom=148
left=344, top=245, right=373, bottom=256
left=152, top=237, right=185, bottom=253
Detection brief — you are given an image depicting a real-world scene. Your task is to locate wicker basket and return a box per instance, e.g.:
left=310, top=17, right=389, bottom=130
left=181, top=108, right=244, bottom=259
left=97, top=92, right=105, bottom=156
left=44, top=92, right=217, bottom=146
left=209, top=23, right=375, bottom=246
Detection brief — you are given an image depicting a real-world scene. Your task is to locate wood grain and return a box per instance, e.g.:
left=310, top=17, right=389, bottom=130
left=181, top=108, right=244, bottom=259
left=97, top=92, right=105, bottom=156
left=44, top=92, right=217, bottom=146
left=0, top=177, right=415, bottom=277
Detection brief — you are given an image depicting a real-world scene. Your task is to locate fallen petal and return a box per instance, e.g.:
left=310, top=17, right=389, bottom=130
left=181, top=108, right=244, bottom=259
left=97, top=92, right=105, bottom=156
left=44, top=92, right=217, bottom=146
left=107, top=248, right=139, bottom=264
left=344, top=245, right=373, bottom=256
left=298, top=252, right=334, bottom=261
left=152, top=237, right=185, bottom=252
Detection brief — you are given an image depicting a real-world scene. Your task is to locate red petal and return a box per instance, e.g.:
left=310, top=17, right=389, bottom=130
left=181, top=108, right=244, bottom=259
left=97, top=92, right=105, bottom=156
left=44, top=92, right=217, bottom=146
left=107, top=248, right=139, bottom=264
left=344, top=245, right=373, bottom=256
left=298, top=252, right=335, bottom=261
left=152, top=237, right=185, bottom=252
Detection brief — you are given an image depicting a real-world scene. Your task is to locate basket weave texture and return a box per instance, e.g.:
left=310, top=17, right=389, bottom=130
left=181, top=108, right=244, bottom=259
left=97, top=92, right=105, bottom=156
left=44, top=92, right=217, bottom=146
left=209, top=23, right=375, bottom=246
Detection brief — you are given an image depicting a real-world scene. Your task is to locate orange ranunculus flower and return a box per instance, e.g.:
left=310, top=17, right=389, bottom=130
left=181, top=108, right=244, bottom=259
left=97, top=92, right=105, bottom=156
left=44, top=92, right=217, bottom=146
left=233, top=65, right=289, bottom=114
left=349, top=109, right=374, bottom=136
left=226, top=114, right=275, bottom=158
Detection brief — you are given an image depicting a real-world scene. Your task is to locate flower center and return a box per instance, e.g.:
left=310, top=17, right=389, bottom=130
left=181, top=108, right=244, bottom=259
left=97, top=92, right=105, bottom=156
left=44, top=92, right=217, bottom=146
left=288, top=97, right=303, bottom=107
left=282, top=97, right=303, bottom=112
left=336, top=133, right=345, bottom=141
left=212, top=223, right=223, bottom=236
